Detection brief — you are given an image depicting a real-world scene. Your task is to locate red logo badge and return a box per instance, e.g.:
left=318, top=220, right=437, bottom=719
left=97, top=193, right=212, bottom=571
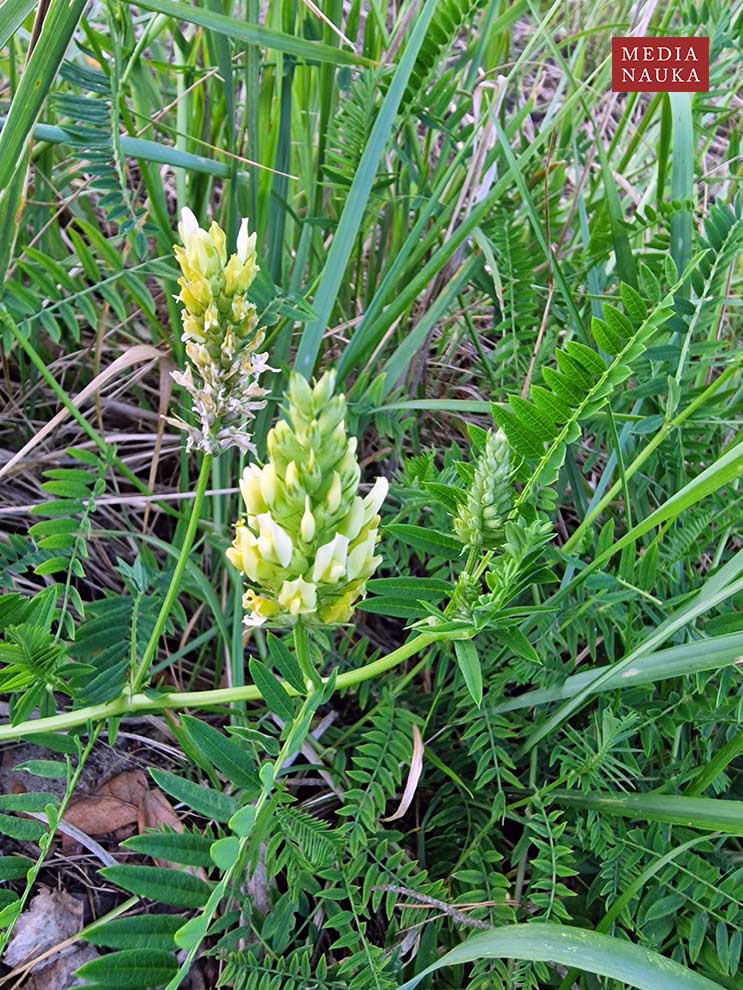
left=611, top=37, right=709, bottom=92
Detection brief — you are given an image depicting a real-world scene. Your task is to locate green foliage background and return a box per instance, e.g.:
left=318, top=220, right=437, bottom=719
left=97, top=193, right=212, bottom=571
left=0, top=0, right=741, bottom=988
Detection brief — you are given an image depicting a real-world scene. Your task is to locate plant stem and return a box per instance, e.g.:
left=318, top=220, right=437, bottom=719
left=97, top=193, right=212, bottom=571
left=0, top=727, right=102, bottom=954
left=130, top=453, right=212, bottom=692
left=0, top=627, right=468, bottom=742
left=164, top=688, right=320, bottom=990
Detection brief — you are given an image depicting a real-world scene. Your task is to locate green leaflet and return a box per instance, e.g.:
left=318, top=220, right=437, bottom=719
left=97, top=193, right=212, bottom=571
left=455, top=640, right=483, bottom=708
left=122, top=829, right=215, bottom=868
left=100, top=866, right=211, bottom=909
left=76, top=947, right=178, bottom=988
left=181, top=716, right=261, bottom=792
left=83, top=914, right=183, bottom=950
left=492, top=281, right=675, bottom=503
left=149, top=768, right=239, bottom=823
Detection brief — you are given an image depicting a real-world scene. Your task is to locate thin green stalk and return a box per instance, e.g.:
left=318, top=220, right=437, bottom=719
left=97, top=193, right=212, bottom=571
left=0, top=628, right=467, bottom=742
left=685, top=729, right=743, bottom=797
left=164, top=688, right=321, bottom=989
left=0, top=726, right=102, bottom=954
left=130, top=453, right=212, bottom=692
left=606, top=406, right=632, bottom=531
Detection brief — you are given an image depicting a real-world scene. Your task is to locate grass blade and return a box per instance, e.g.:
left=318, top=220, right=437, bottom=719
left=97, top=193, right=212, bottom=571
left=0, top=0, right=36, bottom=49
left=518, top=563, right=743, bottom=755
left=131, top=0, right=367, bottom=66
left=397, top=922, right=725, bottom=990
left=493, top=632, right=743, bottom=713
left=669, top=92, right=694, bottom=281
left=550, top=791, right=743, bottom=836
left=294, top=0, right=442, bottom=377
left=0, top=0, right=86, bottom=191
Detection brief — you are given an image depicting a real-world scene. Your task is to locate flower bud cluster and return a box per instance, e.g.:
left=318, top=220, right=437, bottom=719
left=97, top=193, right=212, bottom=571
left=169, top=207, right=271, bottom=454
left=226, top=371, right=388, bottom=627
left=454, top=428, right=512, bottom=549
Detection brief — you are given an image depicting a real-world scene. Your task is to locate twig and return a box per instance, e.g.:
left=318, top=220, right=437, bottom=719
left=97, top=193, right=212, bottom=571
left=372, top=884, right=490, bottom=930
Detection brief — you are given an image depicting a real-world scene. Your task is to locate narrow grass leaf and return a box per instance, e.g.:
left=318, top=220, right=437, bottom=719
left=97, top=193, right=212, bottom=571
left=295, top=0, right=441, bottom=376
left=550, top=791, right=743, bottom=836
left=396, top=922, right=725, bottom=990
left=132, top=0, right=365, bottom=66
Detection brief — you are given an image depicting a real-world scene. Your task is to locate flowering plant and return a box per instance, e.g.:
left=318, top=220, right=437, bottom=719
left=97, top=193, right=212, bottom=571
left=169, top=207, right=271, bottom=454
left=226, top=370, right=387, bottom=627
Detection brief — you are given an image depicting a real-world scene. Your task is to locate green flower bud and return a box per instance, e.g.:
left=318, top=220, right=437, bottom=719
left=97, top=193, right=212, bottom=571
left=454, top=429, right=512, bottom=549
left=226, top=371, right=388, bottom=627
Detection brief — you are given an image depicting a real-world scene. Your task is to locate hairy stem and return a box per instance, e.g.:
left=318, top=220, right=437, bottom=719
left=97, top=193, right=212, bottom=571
left=0, top=627, right=467, bottom=742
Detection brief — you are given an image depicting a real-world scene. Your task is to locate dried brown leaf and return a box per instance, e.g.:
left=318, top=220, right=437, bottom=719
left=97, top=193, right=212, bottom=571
left=62, top=795, right=139, bottom=837
left=138, top=786, right=181, bottom=834
left=4, top=888, right=83, bottom=968
left=383, top=724, right=424, bottom=822
left=98, top=769, right=149, bottom=806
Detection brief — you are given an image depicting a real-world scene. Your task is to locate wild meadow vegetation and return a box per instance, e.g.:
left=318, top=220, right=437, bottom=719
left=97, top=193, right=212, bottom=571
left=0, top=0, right=741, bottom=988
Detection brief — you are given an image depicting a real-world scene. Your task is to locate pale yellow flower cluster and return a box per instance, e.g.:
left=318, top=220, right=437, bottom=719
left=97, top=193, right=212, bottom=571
left=226, top=371, right=388, bottom=627
left=169, top=208, right=271, bottom=454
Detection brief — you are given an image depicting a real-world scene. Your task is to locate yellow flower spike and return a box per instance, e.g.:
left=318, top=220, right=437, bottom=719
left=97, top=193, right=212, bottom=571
left=226, top=370, right=388, bottom=628
left=167, top=209, right=271, bottom=454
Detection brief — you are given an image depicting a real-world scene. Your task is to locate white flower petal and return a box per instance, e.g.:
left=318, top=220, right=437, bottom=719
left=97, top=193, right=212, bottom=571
left=179, top=207, right=199, bottom=248
left=236, top=217, right=253, bottom=262
left=257, top=513, right=293, bottom=568
left=312, top=534, right=349, bottom=584
left=363, top=477, right=388, bottom=521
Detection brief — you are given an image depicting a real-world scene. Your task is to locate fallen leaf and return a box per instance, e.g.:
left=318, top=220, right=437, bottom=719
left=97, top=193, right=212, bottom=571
left=138, top=786, right=181, bottom=833
left=62, top=770, right=150, bottom=842
left=383, top=724, right=424, bottom=822
left=4, top=888, right=83, bottom=968
left=26, top=945, right=99, bottom=990
left=63, top=795, right=139, bottom=836
left=98, top=769, right=149, bottom=805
